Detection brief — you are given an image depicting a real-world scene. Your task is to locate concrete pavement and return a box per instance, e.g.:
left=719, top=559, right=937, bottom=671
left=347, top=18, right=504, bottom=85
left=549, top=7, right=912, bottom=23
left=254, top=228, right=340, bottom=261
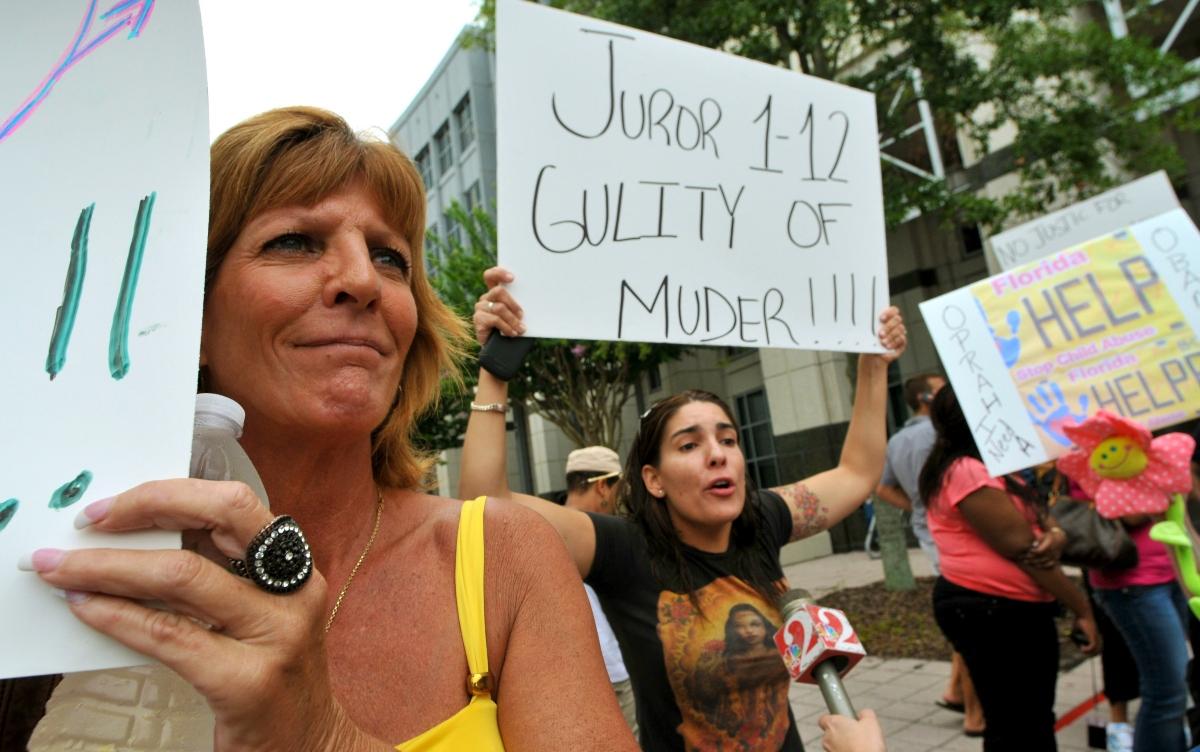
left=781, top=550, right=1112, bottom=751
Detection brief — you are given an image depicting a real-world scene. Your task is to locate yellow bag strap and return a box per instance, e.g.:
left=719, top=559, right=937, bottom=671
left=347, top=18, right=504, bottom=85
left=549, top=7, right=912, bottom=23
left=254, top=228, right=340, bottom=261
left=456, top=497, right=492, bottom=696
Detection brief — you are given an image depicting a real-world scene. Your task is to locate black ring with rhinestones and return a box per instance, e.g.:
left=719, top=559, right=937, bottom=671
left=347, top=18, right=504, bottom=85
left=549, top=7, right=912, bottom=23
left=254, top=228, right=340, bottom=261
left=232, top=516, right=312, bottom=594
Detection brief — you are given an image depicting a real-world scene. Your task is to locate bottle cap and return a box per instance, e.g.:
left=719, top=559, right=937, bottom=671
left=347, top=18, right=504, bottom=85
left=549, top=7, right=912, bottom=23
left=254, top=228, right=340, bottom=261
left=194, top=393, right=246, bottom=437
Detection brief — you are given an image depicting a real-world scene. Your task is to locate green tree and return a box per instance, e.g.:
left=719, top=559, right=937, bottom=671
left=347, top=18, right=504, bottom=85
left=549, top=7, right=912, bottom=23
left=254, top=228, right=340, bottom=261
left=476, top=0, right=1199, bottom=230
left=415, top=203, right=685, bottom=452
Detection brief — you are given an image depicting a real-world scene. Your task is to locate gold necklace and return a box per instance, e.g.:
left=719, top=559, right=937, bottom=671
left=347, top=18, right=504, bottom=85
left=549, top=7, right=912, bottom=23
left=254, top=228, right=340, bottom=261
left=324, top=487, right=385, bottom=633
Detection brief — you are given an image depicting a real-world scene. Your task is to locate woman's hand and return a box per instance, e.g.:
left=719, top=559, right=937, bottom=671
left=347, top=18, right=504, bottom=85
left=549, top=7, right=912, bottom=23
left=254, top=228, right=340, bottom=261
left=872, top=307, right=906, bottom=364
left=19, top=478, right=383, bottom=751
left=818, top=709, right=887, bottom=752
left=1021, top=525, right=1066, bottom=569
left=474, top=266, right=525, bottom=345
left=1073, top=613, right=1102, bottom=656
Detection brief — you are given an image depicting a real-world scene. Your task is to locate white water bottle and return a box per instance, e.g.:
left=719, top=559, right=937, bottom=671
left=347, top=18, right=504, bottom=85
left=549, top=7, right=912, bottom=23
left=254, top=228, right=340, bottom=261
left=190, top=393, right=270, bottom=508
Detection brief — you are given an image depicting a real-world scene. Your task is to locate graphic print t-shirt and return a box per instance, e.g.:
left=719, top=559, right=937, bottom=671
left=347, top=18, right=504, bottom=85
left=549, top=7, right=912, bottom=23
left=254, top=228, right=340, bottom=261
left=586, top=490, right=803, bottom=752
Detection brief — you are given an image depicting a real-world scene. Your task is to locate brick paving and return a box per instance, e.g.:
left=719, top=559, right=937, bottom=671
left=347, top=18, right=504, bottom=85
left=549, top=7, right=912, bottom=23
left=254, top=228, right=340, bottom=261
left=29, top=665, right=212, bottom=751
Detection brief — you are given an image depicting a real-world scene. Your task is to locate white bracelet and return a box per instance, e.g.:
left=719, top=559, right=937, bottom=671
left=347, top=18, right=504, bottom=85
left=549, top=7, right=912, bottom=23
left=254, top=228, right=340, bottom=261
left=470, top=401, right=507, bottom=413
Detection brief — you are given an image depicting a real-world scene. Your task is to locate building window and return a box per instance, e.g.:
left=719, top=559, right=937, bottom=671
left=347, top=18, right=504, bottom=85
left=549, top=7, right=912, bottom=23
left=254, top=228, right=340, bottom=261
left=443, top=210, right=461, bottom=248
left=647, top=364, right=663, bottom=392
left=434, top=122, right=453, bottom=176
left=464, top=181, right=482, bottom=213
left=960, top=224, right=983, bottom=257
left=414, top=147, right=432, bottom=188
left=455, top=95, right=475, bottom=152
left=423, top=228, right=441, bottom=271
left=735, top=389, right=780, bottom=488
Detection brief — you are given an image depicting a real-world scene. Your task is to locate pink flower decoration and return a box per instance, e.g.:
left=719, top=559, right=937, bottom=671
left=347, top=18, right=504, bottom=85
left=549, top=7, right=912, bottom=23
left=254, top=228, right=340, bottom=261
left=1056, top=410, right=1194, bottom=519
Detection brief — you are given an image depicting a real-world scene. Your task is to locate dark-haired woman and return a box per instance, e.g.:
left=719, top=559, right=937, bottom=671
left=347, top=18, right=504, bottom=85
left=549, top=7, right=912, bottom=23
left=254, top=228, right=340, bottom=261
left=459, top=267, right=907, bottom=750
left=921, top=385, right=1100, bottom=752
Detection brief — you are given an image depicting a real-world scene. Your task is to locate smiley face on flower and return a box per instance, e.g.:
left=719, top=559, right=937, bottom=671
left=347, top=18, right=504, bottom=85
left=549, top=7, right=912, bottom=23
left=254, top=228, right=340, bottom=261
left=1056, top=410, right=1194, bottom=519
left=1089, top=436, right=1148, bottom=479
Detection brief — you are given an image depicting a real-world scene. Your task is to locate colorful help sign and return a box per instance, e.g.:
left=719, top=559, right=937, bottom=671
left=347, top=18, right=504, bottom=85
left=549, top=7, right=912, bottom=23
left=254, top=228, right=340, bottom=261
left=0, top=1, right=208, bottom=678
left=921, top=209, right=1200, bottom=477
left=774, top=603, right=865, bottom=683
left=495, top=0, right=888, bottom=352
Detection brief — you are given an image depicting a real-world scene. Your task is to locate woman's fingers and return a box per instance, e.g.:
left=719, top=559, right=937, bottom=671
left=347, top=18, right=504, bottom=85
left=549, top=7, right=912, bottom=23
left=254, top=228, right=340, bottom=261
left=61, top=590, right=256, bottom=695
left=473, top=303, right=524, bottom=342
left=474, top=297, right=524, bottom=333
left=483, top=265, right=514, bottom=290
left=876, top=305, right=907, bottom=358
left=486, top=286, right=524, bottom=319
left=26, top=546, right=266, bottom=634
left=1081, top=619, right=1102, bottom=655
left=76, top=478, right=273, bottom=560
left=475, top=267, right=526, bottom=343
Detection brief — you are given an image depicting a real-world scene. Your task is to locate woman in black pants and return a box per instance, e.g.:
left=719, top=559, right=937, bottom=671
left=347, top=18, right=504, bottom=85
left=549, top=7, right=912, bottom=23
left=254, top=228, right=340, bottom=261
left=920, top=386, right=1100, bottom=750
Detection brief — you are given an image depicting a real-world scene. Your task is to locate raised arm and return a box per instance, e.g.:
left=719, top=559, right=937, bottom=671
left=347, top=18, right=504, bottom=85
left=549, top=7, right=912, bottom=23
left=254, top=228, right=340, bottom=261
left=458, top=267, right=597, bottom=577
left=770, top=309, right=906, bottom=541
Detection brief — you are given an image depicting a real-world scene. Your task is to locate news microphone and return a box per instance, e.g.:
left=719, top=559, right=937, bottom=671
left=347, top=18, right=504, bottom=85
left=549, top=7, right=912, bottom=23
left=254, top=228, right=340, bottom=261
left=774, top=588, right=866, bottom=717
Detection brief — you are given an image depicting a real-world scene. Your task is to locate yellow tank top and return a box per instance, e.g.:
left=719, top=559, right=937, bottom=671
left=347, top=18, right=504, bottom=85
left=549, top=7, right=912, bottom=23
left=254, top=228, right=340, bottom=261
left=396, top=497, right=506, bottom=751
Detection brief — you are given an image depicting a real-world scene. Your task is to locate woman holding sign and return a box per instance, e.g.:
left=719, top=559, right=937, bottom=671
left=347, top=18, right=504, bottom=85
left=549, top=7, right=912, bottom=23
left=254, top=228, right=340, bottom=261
left=19, top=108, right=635, bottom=750
left=460, top=267, right=907, bottom=750
left=920, top=384, right=1100, bottom=752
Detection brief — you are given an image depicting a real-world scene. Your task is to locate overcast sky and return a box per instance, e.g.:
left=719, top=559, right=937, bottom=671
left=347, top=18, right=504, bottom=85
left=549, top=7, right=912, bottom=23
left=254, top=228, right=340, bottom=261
left=199, top=1, right=481, bottom=140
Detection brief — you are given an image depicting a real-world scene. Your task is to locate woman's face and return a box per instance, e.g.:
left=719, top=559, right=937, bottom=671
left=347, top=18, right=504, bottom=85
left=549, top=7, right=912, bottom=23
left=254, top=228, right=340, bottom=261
left=642, top=400, right=747, bottom=541
left=200, top=181, right=417, bottom=443
left=733, top=610, right=766, bottom=646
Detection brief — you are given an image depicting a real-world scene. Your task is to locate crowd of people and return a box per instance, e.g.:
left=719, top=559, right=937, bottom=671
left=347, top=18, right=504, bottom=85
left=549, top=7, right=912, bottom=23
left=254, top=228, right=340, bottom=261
left=9, top=105, right=1196, bottom=752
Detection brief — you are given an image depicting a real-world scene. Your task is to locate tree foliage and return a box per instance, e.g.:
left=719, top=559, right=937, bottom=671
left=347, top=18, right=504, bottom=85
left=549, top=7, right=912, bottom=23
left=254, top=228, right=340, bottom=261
left=475, top=0, right=1200, bottom=230
left=414, top=203, right=685, bottom=452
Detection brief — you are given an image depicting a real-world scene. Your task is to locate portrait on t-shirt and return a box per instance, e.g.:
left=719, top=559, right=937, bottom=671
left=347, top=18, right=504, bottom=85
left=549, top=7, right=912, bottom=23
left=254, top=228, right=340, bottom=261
left=656, top=576, right=791, bottom=750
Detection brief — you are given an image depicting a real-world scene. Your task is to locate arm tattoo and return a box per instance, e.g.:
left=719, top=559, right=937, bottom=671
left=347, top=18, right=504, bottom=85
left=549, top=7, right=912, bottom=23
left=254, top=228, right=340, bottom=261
left=776, top=482, right=829, bottom=542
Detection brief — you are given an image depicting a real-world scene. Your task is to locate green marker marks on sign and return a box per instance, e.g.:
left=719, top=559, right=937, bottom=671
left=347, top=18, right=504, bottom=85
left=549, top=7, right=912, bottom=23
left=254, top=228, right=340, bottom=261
left=109, top=191, right=156, bottom=380
left=46, top=203, right=93, bottom=380
left=49, top=470, right=93, bottom=509
left=0, top=499, right=17, bottom=532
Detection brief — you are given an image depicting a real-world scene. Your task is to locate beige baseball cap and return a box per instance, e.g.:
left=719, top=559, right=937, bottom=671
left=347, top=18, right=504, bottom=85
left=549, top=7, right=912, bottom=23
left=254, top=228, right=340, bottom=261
left=565, top=446, right=622, bottom=476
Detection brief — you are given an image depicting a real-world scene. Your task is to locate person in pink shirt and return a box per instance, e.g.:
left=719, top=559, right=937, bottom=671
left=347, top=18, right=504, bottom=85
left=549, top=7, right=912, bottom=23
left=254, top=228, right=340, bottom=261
left=920, top=385, right=1099, bottom=752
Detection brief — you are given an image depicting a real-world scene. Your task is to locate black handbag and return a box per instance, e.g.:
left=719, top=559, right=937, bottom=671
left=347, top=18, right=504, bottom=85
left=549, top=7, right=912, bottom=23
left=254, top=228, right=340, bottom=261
left=1047, top=495, right=1139, bottom=570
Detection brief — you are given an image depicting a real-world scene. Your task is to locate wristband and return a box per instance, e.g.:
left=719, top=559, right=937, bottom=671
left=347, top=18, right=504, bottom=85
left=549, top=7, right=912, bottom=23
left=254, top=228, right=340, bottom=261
left=470, top=402, right=507, bottom=413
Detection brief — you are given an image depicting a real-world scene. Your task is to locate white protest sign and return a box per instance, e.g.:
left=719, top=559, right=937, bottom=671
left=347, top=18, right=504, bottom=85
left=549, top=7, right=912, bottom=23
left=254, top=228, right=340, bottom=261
left=0, top=0, right=208, bottom=678
left=1137, top=208, right=1200, bottom=338
left=923, top=208, right=1200, bottom=477
left=496, top=0, right=888, bottom=352
left=988, top=171, right=1180, bottom=271
left=919, top=289, right=1042, bottom=477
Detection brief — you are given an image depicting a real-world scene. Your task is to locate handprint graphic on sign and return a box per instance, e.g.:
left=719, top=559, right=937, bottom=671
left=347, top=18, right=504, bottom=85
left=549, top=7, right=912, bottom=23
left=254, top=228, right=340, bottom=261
left=1027, top=381, right=1089, bottom=447
left=975, top=297, right=1022, bottom=367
